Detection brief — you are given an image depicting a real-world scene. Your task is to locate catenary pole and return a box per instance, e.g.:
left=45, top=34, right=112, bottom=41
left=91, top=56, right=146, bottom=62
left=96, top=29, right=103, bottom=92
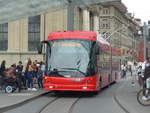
left=143, top=22, right=148, bottom=60
left=67, top=0, right=74, bottom=31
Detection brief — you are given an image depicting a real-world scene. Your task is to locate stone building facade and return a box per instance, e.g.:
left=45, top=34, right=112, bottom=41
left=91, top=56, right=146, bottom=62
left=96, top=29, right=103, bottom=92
left=0, top=1, right=141, bottom=66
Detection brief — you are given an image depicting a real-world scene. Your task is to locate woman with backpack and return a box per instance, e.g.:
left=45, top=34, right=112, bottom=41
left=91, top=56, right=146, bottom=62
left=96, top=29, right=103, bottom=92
left=25, top=60, right=37, bottom=91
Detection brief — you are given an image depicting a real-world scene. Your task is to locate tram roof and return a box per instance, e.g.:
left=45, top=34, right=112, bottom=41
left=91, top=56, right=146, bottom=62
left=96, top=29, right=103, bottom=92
left=48, top=31, right=97, bottom=41
left=48, top=31, right=121, bottom=55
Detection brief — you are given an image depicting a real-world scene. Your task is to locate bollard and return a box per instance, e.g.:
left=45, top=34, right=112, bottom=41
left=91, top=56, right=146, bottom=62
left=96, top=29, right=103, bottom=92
left=146, top=77, right=150, bottom=88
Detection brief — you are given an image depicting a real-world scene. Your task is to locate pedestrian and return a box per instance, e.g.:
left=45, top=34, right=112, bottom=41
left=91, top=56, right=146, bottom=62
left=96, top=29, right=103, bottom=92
left=32, top=62, right=38, bottom=87
left=25, top=60, right=37, bottom=91
left=137, top=62, right=143, bottom=89
left=141, top=58, right=150, bottom=89
left=131, top=62, right=137, bottom=86
left=128, top=65, right=132, bottom=77
left=5, top=68, right=22, bottom=92
left=10, top=64, right=17, bottom=74
left=16, top=61, right=26, bottom=89
left=0, top=60, right=6, bottom=77
left=142, top=58, right=150, bottom=100
left=121, top=64, right=127, bottom=79
left=0, top=60, right=6, bottom=87
left=37, top=64, right=43, bottom=89
left=40, top=61, right=45, bottom=75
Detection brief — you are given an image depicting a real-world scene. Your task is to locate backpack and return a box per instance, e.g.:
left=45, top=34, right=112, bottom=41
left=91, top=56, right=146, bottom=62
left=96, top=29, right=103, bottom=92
left=144, top=65, right=150, bottom=80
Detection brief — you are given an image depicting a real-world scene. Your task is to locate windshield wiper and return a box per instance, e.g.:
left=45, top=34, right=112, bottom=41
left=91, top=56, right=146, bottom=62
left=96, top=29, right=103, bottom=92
left=60, top=68, right=87, bottom=76
left=48, top=68, right=65, bottom=77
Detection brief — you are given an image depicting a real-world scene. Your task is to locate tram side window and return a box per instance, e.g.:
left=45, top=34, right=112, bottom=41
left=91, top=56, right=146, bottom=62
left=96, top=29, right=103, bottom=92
left=97, top=51, right=110, bottom=71
left=95, top=44, right=100, bottom=73
left=97, top=51, right=104, bottom=71
left=88, top=43, right=98, bottom=75
left=112, top=55, right=120, bottom=70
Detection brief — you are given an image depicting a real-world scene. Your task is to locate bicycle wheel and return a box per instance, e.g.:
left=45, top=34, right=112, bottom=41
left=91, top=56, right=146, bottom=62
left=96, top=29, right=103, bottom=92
left=5, top=86, right=13, bottom=93
left=137, top=88, right=150, bottom=106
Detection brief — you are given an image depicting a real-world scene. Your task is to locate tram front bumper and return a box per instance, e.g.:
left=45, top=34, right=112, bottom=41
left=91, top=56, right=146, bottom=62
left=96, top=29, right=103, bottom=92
left=43, top=84, right=97, bottom=91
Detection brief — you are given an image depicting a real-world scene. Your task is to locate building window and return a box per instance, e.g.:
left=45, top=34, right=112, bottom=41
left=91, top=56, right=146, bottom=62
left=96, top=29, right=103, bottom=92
left=103, top=8, right=109, bottom=15
left=102, top=32, right=110, bottom=39
left=0, top=23, right=8, bottom=51
left=79, top=8, right=83, bottom=30
left=28, top=15, right=41, bottom=51
left=100, top=19, right=110, bottom=29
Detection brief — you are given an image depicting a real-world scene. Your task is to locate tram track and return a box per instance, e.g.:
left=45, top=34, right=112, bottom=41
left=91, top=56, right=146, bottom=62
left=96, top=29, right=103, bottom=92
left=38, top=97, right=59, bottom=113
left=38, top=96, right=81, bottom=113
left=3, top=82, right=125, bottom=113
left=68, top=98, right=80, bottom=113
left=113, top=81, right=130, bottom=113
left=4, top=92, right=57, bottom=113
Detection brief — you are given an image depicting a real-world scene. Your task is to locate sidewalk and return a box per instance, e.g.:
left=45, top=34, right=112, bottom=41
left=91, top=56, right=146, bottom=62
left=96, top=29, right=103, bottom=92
left=0, top=89, right=49, bottom=112
left=115, top=76, right=150, bottom=113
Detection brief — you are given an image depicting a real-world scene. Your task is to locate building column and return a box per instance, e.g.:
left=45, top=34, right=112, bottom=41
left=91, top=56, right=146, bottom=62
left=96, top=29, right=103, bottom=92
left=8, top=19, right=28, bottom=52
left=40, top=14, right=45, bottom=41
left=93, top=14, right=99, bottom=34
left=19, top=19, right=28, bottom=52
left=8, top=20, right=20, bottom=52
left=83, top=9, right=90, bottom=31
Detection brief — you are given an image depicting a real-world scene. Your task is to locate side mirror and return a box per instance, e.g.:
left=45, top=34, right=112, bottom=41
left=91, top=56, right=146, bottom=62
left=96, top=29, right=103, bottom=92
left=95, top=44, right=100, bottom=55
left=37, top=41, right=48, bottom=54
left=37, top=42, right=43, bottom=54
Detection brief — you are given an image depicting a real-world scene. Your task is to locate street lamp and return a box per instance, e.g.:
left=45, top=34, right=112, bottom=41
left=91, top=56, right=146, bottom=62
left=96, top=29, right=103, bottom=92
left=143, top=22, right=149, bottom=60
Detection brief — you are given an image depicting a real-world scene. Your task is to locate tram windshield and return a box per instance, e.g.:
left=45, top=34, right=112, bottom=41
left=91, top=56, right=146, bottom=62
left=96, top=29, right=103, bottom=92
left=46, top=39, right=95, bottom=77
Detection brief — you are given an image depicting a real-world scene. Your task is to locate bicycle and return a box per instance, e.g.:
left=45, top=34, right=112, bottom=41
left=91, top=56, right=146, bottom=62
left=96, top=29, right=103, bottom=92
left=137, top=78, right=150, bottom=106
left=137, top=88, right=150, bottom=106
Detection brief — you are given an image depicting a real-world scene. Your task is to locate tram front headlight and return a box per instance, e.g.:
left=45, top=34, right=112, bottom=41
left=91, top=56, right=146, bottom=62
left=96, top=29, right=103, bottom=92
left=49, top=86, right=54, bottom=88
left=83, top=86, right=88, bottom=89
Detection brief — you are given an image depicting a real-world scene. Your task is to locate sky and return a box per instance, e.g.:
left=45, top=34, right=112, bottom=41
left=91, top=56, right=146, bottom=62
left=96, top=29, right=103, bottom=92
left=122, top=0, right=149, bottom=23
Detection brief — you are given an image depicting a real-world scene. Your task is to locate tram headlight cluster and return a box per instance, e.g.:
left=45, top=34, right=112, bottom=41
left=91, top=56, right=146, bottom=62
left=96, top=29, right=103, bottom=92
left=82, top=86, right=88, bottom=89
left=49, top=86, right=54, bottom=88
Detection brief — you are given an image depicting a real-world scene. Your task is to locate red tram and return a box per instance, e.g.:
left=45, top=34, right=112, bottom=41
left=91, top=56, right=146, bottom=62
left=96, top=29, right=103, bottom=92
left=38, top=31, right=121, bottom=92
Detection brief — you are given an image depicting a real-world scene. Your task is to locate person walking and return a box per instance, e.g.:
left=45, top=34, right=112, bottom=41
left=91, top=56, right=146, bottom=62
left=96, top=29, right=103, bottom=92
left=40, top=61, right=45, bottom=75
left=37, top=64, right=43, bottom=89
left=131, top=62, right=137, bottom=86
left=0, top=60, right=6, bottom=88
left=0, top=60, right=6, bottom=77
left=16, top=61, right=26, bottom=89
left=142, top=58, right=150, bottom=100
left=141, top=58, right=150, bottom=89
left=128, top=65, right=132, bottom=77
left=32, top=62, right=38, bottom=88
left=25, top=60, right=37, bottom=91
left=121, top=64, right=127, bottom=79
left=137, top=62, right=143, bottom=89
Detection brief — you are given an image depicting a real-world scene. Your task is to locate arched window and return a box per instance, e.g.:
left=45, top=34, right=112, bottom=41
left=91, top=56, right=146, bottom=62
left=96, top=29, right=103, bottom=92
left=28, top=15, right=41, bottom=51
left=0, top=23, right=8, bottom=51
left=100, top=19, right=110, bottom=29
left=103, top=8, right=109, bottom=15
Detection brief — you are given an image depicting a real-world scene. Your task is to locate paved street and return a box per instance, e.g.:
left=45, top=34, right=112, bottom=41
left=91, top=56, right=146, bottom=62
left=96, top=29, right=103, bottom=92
left=1, top=75, right=150, bottom=113
left=3, top=82, right=125, bottom=113
left=0, top=89, right=49, bottom=112
left=116, top=77, right=150, bottom=113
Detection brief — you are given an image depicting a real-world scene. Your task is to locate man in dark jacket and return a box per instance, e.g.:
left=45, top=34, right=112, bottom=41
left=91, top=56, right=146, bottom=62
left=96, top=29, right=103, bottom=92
left=144, top=65, right=150, bottom=87
left=16, top=61, right=26, bottom=89
left=142, top=58, right=150, bottom=100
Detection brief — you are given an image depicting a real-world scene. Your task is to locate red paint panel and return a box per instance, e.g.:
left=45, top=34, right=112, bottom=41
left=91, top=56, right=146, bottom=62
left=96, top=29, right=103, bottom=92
left=43, top=76, right=98, bottom=91
left=138, top=42, right=144, bottom=62
left=48, top=31, right=97, bottom=41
